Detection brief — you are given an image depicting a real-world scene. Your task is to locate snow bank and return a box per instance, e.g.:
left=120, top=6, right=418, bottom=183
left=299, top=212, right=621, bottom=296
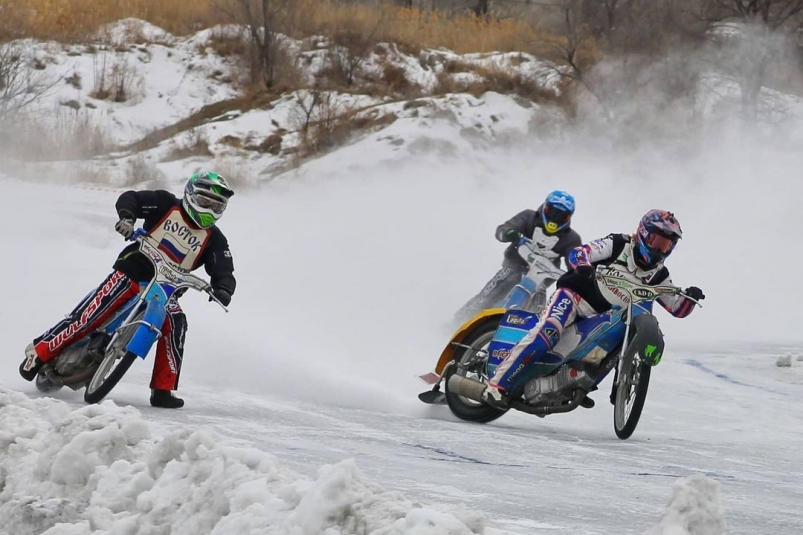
left=0, top=388, right=487, bottom=535
left=1, top=387, right=734, bottom=535
left=644, top=474, right=727, bottom=535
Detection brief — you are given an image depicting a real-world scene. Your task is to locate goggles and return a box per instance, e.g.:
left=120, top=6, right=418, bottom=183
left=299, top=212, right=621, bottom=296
left=544, top=204, right=572, bottom=224
left=643, top=232, right=676, bottom=254
left=193, top=190, right=227, bottom=214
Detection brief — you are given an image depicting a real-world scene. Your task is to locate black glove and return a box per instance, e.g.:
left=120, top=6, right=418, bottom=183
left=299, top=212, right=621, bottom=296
left=684, top=286, right=705, bottom=301
left=502, top=228, right=523, bottom=243
left=114, top=215, right=135, bottom=240
left=209, top=288, right=232, bottom=306
left=575, top=264, right=595, bottom=280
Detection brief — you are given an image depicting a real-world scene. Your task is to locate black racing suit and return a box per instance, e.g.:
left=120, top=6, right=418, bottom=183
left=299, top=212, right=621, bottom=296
left=114, top=190, right=236, bottom=295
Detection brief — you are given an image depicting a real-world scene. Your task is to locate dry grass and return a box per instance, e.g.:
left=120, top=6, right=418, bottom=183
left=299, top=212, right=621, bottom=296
left=289, top=89, right=396, bottom=160
left=0, top=0, right=220, bottom=42
left=285, top=1, right=548, bottom=55
left=0, top=0, right=554, bottom=56
left=210, top=156, right=253, bottom=190
left=161, top=128, right=214, bottom=162
left=126, top=154, right=168, bottom=188
left=0, top=107, right=111, bottom=161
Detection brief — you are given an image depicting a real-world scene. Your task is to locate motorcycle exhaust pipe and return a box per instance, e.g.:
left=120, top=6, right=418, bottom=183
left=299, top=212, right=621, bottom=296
left=447, top=374, right=487, bottom=402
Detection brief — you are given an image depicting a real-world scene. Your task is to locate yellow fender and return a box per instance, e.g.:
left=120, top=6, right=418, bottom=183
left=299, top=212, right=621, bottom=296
left=434, top=308, right=507, bottom=374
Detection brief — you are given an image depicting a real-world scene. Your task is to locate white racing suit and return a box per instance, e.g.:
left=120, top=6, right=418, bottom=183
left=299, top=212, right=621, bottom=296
left=488, top=233, right=698, bottom=392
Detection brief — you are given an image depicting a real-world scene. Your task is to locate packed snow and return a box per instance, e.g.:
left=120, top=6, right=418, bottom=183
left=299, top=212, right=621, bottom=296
left=0, top=388, right=732, bottom=535
left=2, top=17, right=803, bottom=535
left=0, top=390, right=491, bottom=535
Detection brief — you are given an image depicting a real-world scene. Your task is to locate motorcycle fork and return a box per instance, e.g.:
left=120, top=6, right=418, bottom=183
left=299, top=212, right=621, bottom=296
left=613, top=301, right=635, bottom=388
left=104, top=279, right=156, bottom=353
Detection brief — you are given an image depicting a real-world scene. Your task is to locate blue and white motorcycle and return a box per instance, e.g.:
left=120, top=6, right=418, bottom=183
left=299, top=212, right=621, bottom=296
left=454, top=237, right=566, bottom=324
left=420, top=266, right=702, bottom=439
left=499, top=237, right=566, bottom=312
left=35, top=229, right=228, bottom=404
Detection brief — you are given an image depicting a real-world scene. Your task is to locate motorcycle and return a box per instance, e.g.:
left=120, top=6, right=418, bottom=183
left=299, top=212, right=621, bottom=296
left=420, top=266, right=702, bottom=439
left=498, top=236, right=566, bottom=313
left=455, top=237, right=566, bottom=323
left=35, top=228, right=228, bottom=404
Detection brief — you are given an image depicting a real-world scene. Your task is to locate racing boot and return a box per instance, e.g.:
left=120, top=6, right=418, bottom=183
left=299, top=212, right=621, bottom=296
left=481, top=384, right=509, bottom=410
left=580, top=395, right=595, bottom=409
left=150, top=389, right=184, bottom=409
left=19, top=343, right=45, bottom=382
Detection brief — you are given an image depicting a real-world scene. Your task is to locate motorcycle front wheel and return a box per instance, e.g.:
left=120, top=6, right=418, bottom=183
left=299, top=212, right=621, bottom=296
left=84, top=310, right=143, bottom=404
left=613, top=335, right=653, bottom=439
left=444, top=317, right=508, bottom=423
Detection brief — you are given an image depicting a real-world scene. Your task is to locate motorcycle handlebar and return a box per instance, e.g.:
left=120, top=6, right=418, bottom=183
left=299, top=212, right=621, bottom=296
left=130, top=229, right=229, bottom=313
left=596, top=270, right=704, bottom=308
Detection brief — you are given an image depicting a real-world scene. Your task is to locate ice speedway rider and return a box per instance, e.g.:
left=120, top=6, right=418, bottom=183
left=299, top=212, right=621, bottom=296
left=482, top=209, right=706, bottom=409
left=19, top=172, right=236, bottom=409
left=454, top=190, right=582, bottom=323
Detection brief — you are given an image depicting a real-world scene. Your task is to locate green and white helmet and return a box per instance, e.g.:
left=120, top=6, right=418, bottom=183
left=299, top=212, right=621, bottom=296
left=182, top=171, right=234, bottom=229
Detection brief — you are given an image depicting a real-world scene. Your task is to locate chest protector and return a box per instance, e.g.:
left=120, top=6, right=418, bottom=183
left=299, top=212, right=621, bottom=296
left=598, top=241, right=664, bottom=308
left=531, top=226, right=561, bottom=252
left=148, top=207, right=212, bottom=271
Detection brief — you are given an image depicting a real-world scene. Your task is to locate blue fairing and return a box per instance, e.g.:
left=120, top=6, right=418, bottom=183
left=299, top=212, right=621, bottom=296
left=126, top=282, right=170, bottom=359
left=499, top=277, right=538, bottom=310
left=487, top=302, right=655, bottom=379
left=487, top=310, right=539, bottom=376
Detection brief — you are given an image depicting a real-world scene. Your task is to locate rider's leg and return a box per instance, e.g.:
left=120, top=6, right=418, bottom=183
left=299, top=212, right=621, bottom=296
left=455, top=265, right=524, bottom=323
left=485, top=288, right=581, bottom=399
left=150, top=297, right=187, bottom=408
left=21, top=271, right=140, bottom=381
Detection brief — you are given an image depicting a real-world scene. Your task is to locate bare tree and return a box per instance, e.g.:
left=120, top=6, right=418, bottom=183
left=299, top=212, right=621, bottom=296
left=529, top=0, right=607, bottom=112
left=215, top=0, right=288, bottom=89
left=326, top=13, right=388, bottom=88
left=0, top=43, right=54, bottom=121
left=699, top=0, right=803, bottom=121
left=474, top=0, right=492, bottom=16
left=704, top=0, right=803, bottom=28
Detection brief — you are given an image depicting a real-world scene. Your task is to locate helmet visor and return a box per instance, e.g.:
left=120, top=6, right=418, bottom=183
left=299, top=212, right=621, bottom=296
left=193, top=190, right=227, bottom=214
left=644, top=232, right=676, bottom=254
left=544, top=204, right=572, bottom=224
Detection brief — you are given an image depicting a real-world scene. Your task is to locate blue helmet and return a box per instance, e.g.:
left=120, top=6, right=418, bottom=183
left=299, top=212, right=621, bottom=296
left=541, top=190, right=576, bottom=235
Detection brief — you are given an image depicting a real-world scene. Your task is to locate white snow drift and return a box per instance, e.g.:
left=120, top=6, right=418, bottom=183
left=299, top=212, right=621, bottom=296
left=0, top=389, right=726, bottom=535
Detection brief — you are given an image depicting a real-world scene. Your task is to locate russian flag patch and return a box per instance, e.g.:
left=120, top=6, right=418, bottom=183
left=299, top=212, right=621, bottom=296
left=158, top=238, right=189, bottom=264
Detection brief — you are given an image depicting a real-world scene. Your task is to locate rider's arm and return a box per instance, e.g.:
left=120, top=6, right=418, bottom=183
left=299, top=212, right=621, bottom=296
left=115, top=190, right=176, bottom=221
left=566, top=233, right=627, bottom=270
left=202, top=229, right=236, bottom=295
left=555, top=228, right=583, bottom=270
left=495, top=209, right=536, bottom=242
left=655, top=274, right=697, bottom=318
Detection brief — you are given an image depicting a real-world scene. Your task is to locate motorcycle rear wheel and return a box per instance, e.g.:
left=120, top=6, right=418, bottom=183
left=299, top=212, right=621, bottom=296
left=445, top=317, right=508, bottom=423
left=84, top=311, right=143, bottom=404
left=613, top=335, right=652, bottom=439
